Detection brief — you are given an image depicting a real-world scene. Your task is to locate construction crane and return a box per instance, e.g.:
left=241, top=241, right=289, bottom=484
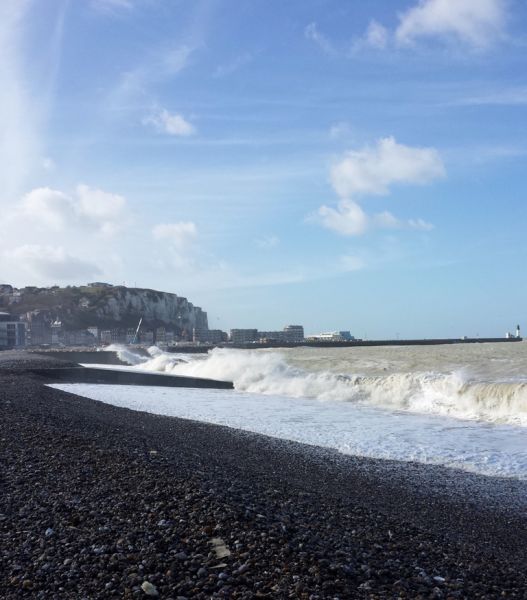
left=132, top=317, right=143, bottom=344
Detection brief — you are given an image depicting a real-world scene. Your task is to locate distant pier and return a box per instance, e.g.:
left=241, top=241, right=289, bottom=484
left=29, top=336, right=523, bottom=367
left=165, top=336, right=524, bottom=352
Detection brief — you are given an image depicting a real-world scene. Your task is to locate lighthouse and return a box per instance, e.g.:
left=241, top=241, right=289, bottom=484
left=516, top=325, right=521, bottom=339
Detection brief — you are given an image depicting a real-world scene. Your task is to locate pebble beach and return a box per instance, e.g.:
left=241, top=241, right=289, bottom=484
left=1, top=352, right=526, bottom=599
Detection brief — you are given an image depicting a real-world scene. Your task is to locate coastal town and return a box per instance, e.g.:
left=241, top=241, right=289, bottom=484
left=1, top=282, right=521, bottom=351
left=0, top=282, right=359, bottom=350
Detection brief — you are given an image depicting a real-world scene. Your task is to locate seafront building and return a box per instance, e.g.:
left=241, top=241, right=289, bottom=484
left=193, top=328, right=227, bottom=344
left=283, top=325, right=305, bottom=342
left=230, top=325, right=305, bottom=344
left=306, top=331, right=355, bottom=342
left=230, top=329, right=259, bottom=344
left=0, top=312, right=26, bottom=349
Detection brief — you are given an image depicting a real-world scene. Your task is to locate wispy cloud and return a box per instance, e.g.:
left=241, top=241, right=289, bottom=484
left=143, top=108, right=196, bottom=136
left=352, top=20, right=389, bottom=52
left=329, top=121, right=352, bottom=140
left=110, top=44, right=198, bottom=110
left=339, top=254, right=366, bottom=272
left=374, top=212, right=434, bottom=231
left=255, top=235, right=280, bottom=249
left=90, top=0, right=134, bottom=15
left=305, top=22, right=337, bottom=56
left=214, top=52, right=253, bottom=78
left=455, top=86, right=527, bottom=106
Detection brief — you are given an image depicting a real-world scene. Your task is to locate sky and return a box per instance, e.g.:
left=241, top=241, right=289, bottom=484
left=0, top=0, right=526, bottom=338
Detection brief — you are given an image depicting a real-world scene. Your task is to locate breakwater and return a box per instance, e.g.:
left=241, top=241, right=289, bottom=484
left=230, top=337, right=524, bottom=350
left=163, top=336, right=523, bottom=352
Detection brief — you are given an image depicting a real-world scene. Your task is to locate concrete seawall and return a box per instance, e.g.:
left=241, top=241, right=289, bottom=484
left=30, top=350, right=146, bottom=365
left=30, top=366, right=233, bottom=389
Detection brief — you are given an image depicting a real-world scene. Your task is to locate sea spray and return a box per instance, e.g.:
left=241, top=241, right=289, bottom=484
left=109, top=345, right=527, bottom=426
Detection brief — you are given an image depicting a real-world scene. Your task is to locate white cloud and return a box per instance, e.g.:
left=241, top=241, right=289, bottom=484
left=76, top=184, right=125, bottom=221
left=317, top=202, right=435, bottom=237
left=20, top=184, right=127, bottom=235
left=305, top=22, right=337, bottom=56
left=21, top=187, right=75, bottom=230
left=395, top=0, right=506, bottom=48
left=5, top=245, right=102, bottom=281
left=318, top=200, right=368, bottom=236
left=330, top=137, right=445, bottom=199
left=316, top=137, right=442, bottom=237
left=353, top=0, right=507, bottom=53
left=153, top=222, right=197, bottom=248
left=144, top=108, right=196, bottom=136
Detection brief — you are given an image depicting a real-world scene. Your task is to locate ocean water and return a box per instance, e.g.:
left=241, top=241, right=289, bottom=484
left=51, top=342, right=527, bottom=480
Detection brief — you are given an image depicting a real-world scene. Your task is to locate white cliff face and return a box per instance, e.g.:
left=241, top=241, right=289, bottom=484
left=0, top=285, right=208, bottom=331
left=88, top=288, right=208, bottom=329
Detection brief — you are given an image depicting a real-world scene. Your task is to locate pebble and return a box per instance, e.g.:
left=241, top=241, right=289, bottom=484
left=0, top=357, right=525, bottom=600
left=141, top=581, right=159, bottom=596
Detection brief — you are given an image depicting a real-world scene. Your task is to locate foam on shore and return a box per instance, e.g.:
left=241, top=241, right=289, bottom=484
left=50, top=382, right=527, bottom=480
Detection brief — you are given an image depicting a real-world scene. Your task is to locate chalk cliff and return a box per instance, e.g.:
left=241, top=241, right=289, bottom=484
left=0, top=283, right=208, bottom=332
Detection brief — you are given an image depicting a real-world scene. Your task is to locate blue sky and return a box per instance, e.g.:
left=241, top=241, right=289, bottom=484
left=1, top=0, right=526, bottom=337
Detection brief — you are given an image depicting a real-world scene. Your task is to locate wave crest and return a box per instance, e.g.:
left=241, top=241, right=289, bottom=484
left=117, top=347, right=527, bottom=426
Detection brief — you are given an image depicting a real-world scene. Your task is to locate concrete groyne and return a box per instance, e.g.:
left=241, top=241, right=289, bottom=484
left=30, top=365, right=233, bottom=389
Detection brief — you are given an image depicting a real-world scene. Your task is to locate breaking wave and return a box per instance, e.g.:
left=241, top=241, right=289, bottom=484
left=110, top=346, right=527, bottom=426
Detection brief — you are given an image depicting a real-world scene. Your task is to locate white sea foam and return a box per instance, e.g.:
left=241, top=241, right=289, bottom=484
left=48, top=383, right=527, bottom=480
left=104, top=345, right=527, bottom=426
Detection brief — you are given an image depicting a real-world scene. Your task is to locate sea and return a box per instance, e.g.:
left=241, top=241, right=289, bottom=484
left=50, top=342, right=527, bottom=480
